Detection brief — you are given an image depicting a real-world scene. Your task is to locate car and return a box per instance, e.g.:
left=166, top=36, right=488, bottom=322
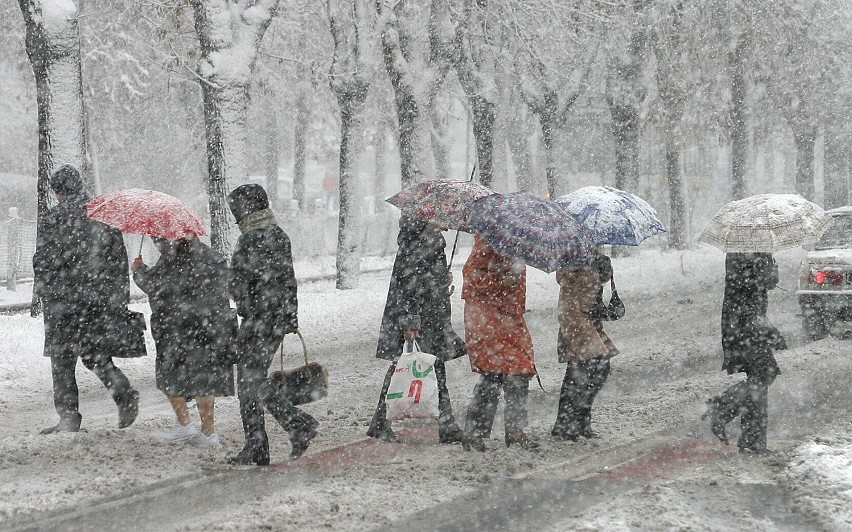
left=797, top=206, right=852, bottom=339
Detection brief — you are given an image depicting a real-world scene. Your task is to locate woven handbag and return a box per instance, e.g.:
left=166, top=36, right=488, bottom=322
left=268, top=331, right=329, bottom=406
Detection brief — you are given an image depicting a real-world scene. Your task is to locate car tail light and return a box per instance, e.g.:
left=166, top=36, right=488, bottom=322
left=810, top=269, right=844, bottom=284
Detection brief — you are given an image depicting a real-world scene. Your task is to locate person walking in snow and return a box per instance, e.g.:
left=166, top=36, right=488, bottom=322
left=132, top=237, right=236, bottom=447
left=461, top=235, right=538, bottom=452
left=551, top=251, right=619, bottom=441
left=33, top=164, right=140, bottom=434
left=368, top=216, right=467, bottom=444
left=226, top=184, right=318, bottom=465
left=704, top=252, right=786, bottom=453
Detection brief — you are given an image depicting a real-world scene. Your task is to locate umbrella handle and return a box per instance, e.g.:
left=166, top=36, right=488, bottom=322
left=138, top=235, right=144, bottom=258
left=468, top=164, right=476, bottom=182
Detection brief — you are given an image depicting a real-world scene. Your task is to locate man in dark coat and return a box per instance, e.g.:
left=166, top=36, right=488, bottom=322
left=33, top=164, right=139, bottom=434
left=227, top=184, right=318, bottom=465
left=704, top=252, right=785, bottom=453
left=368, top=216, right=466, bottom=443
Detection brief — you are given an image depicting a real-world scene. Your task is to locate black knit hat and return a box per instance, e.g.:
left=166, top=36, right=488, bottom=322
left=49, top=164, right=84, bottom=196
left=228, top=183, right=270, bottom=223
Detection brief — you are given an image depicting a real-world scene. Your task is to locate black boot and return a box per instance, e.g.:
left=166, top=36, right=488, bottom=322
left=117, top=389, right=139, bottom=429
left=438, top=422, right=465, bottom=444
left=506, top=431, right=539, bottom=451
left=702, top=398, right=728, bottom=444
left=40, top=413, right=82, bottom=435
left=289, top=418, right=319, bottom=459
left=227, top=440, right=270, bottom=466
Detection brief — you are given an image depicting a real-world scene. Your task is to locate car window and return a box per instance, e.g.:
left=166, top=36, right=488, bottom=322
left=816, top=215, right=852, bottom=250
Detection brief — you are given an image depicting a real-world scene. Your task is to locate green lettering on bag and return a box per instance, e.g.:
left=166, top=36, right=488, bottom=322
left=411, top=361, right=433, bottom=378
left=386, top=392, right=404, bottom=400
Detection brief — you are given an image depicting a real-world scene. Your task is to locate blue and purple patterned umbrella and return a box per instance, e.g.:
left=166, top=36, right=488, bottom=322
left=556, top=186, right=666, bottom=246
left=467, top=191, right=597, bottom=272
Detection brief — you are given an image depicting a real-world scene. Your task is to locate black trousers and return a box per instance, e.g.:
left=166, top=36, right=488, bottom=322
left=369, top=357, right=460, bottom=437
left=553, top=356, right=611, bottom=437
left=236, top=317, right=317, bottom=451
left=50, top=350, right=134, bottom=422
left=712, top=355, right=778, bottom=451
left=464, top=372, right=531, bottom=438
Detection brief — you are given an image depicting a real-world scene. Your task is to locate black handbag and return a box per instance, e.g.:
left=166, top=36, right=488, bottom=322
left=101, top=309, right=147, bottom=358
left=589, top=278, right=625, bottom=322
left=268, top=331, right=329, bottom=406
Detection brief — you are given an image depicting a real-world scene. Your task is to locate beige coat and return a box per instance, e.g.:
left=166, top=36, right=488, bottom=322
left=556, top=268, right=619, bottom=363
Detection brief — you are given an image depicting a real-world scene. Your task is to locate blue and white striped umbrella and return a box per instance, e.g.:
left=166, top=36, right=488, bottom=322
left=556, top=186, right=666, bottom=246
left=467, top=192, right=597, bottom=273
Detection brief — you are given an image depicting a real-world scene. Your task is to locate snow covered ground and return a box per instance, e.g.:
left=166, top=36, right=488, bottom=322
left=1, top=245, right=852, bottom=530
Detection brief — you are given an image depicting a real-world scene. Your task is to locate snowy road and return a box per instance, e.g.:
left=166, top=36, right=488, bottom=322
left=2, top=247, right=852, bottom=530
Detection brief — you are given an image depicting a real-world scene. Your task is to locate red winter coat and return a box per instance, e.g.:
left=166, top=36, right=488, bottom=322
left=462, top=237, right=535, bottom=376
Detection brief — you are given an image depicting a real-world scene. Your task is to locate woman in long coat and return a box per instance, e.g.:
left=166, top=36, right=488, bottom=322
left=132, top=237, right=236, bottom=446
left=461, top=236, right=537, bottom=451
left=704, top=252, right=785, bottom=453
left=552, top=252, right=619, bottom=441
left=368, top=216, right=467, bottom=443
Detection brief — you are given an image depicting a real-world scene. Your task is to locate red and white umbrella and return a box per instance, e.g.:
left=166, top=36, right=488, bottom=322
left=86, top=189, right=207, bottom=240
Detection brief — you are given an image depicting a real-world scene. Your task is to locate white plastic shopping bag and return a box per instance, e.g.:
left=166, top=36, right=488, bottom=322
left=386, top=340, right=440, bottom=421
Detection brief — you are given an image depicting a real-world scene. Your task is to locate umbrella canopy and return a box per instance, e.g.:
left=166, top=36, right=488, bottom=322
left=556, top=186, right=666, bottom=246
left=386, top=179, right=494, bottom=231
left=86, top=189, right=207, bottom=240
left=467, top=191, right=597, bottom=272
left=698, top=193, right=832, bottom=253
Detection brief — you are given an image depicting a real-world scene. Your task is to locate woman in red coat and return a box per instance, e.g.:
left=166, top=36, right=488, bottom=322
left=461, top=236, right=538, bottom=451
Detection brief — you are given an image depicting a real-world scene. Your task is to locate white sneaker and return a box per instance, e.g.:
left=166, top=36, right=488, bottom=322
left=161, top=423, right=200, bottom=442
left=189, top=433, right=221, bottom=447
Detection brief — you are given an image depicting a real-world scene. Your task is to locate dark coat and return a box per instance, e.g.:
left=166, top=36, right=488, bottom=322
left=230, top=222, right=298, bottom=333
left=133, top=239, right=235, bottom=396
left=721, top=253, right=785, bottom=375
left=376, top=218, right=466, bottom=362
left=33, top=195, right=130, bottom=356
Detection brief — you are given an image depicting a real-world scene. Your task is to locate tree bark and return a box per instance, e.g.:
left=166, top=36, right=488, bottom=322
left=792, top=126, right=816, bottom=201
left=293, top=88, right=309, bottom=211
left=824, top=120, right=850, bottom=209
left=728, top=37, right=748, bottom=200
left=335, top=96, right=367, bottom=289
left=609, top=103, right=640, bottom=191
left=470, top=97, right=496, bottom=188
left=265, top=102, right=280, bottom=210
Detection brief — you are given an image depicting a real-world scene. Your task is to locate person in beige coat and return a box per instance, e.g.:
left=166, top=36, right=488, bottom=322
left=552, top=252, right=619, bottom=441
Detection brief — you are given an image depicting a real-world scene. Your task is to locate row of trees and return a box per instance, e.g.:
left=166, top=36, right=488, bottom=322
left=8, top=0, right=852, bottom=289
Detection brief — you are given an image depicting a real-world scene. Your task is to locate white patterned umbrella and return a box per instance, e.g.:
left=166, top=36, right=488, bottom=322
left=698, top=193, right=833, bottom=253
left=556, top=186, right=666, bottom=246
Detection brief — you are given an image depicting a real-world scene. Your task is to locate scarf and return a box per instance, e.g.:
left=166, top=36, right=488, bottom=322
left=238, top=208, right=278, bottom=234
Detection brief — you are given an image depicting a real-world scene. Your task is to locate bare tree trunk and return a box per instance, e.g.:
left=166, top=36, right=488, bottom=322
left=792, top=126, right=816, bottom=201
left=199, top=81, right=248, bottom=255
left=329, top=0, right=371, bottom=289
left=540, top=113, right=558, bottom=199
left=430, top=94, right=451, bottom=181
left=335, top=96, right=367, bottom=289
left=470, top=97, right=497, bottom=188
left=293, top=89, right=309, bottom=211
left=506, top=101, right=535, bottom=193
left=18, top=0, right=88, bottom=316
left=824, top=119, right=850, bottom=209
left=190, top=0, right=280, bottom=257
left=729, top=37, right=748, bottom=200
left=265, top=102, right=280, bottom=210
left=609, top=104, right=641, bottom=191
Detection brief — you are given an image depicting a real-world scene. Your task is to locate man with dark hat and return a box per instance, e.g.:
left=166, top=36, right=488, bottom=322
left=226, top=183, right=318, bottom=465
left=33, top=164, right=139, bottom=434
